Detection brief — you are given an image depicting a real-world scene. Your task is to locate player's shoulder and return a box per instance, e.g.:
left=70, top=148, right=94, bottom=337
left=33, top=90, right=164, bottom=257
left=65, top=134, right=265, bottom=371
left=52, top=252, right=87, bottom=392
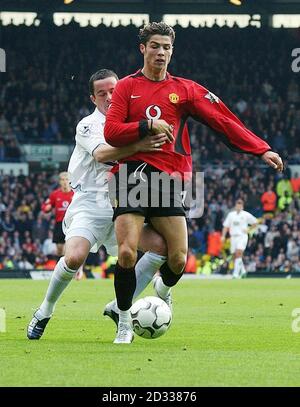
left=243, top=210, right=255, bottom=217
left=76, top=109, right=103, bottom=135
left=223, top=210, right=232, bottom=221
left=242, top=209, right=250, bottom=215
left=63, top=189, right=73, bottom=197
left=226, top=210, right=234, bottom=216
left=169, top=74, right=206, bottom=91
left=50, top=188, right=60, bottom=197
left=115, top=72, right=140, bottom=89
left=226, top=210, right=236, bottom=220
left=77, top=110, right=96, bottom=126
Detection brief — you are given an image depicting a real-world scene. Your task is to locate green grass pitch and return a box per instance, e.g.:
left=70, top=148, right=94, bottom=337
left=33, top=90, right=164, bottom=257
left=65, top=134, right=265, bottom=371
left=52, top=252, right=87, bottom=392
left=1, top=278, right=300, bottom=387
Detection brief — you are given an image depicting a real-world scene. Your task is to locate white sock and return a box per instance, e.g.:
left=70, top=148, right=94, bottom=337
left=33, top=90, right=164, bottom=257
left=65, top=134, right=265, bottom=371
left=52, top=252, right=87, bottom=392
left=36, top=257, right=77, bottom=319
left=241, top=260, right=246, bottom=275
left=133, top=252, right=167, bottom=298
left=155, top=276, right=171, bottom=298
left=119, top=310, right=131, bottom=325
left=233, top=258, right=243, bottom=278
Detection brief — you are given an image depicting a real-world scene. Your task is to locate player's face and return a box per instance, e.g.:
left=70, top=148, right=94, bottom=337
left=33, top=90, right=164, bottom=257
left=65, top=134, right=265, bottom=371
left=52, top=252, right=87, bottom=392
left=59, top=175, right=69, bottom=189
left=140, top=34, right=173, bottom=72
left=90, top=76, right=118, bottom=115
left=235, top=201, right=244, bottom=211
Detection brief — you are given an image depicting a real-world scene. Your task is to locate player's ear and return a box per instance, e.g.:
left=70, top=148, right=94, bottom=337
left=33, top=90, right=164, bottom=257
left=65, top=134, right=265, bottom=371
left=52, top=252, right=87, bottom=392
left=139, top=43, right=145, bottom=55
left=90, top=94, right=96, bottom=106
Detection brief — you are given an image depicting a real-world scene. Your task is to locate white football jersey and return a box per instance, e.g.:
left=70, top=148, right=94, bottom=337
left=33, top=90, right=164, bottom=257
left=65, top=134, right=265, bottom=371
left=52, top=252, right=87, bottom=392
left=68, top=108, right=114, bottom=193
left=223, top=210, right=257, bottom=237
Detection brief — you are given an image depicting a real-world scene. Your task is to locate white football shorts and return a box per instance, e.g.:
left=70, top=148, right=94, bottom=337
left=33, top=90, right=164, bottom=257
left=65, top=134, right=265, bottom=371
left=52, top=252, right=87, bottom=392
left=63, top=190, right=118, bottom=256
left=230, top=234, right=248, bottom=254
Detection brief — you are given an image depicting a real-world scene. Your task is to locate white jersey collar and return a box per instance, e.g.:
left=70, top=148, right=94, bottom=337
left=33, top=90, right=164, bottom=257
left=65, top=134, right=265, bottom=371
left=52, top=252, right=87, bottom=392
left=94, top=107, right=106, bottom=124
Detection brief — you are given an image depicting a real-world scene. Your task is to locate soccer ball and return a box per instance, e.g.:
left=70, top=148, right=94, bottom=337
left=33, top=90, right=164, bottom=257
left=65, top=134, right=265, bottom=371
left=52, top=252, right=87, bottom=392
left=130, top=296, right=172, bottom=339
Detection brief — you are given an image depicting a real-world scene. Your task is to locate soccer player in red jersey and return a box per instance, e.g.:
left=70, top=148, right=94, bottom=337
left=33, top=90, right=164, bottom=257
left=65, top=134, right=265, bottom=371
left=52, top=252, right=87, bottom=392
left=42, top=172, right=74, bottom=257
left=104, top=22, right=284, bottom=343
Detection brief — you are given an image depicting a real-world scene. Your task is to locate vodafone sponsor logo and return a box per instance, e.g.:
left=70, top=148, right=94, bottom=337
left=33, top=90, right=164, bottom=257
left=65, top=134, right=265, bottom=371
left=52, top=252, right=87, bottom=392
left=145, top=105, right=161, bottom=120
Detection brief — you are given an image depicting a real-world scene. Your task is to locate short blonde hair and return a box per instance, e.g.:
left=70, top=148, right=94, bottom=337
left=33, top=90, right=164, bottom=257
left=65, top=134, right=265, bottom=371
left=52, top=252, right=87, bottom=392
left=59, top=171, right=69, bottom=180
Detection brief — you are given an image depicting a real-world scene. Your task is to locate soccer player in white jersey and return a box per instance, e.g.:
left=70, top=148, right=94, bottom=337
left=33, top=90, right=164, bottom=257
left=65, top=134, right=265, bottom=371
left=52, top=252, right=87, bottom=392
left=222, top=198, right=258, bottom=279
left=27, top=69, right=169, bottom=340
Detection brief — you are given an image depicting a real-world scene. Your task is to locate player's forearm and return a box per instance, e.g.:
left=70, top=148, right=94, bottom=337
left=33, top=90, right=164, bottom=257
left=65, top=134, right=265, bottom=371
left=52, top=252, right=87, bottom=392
left=222, top=227, right=229, bottom=238
left=213, top=112, right=271, bottom=156
left=104, top=118, right=150, bottom=147
left=248, top=223, right=258, bottom=232
left=93, top=143, right=140, bottom=163
left=193, top=86, right=271, bottom=155
left=41, top=200, right=52, bottom=213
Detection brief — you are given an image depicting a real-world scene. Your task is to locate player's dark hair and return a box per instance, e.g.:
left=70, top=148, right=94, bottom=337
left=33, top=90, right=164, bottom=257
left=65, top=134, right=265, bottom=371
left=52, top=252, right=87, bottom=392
left=139, top=22, right=175, bottom=45
left=89, top=69, right=118, bottom=95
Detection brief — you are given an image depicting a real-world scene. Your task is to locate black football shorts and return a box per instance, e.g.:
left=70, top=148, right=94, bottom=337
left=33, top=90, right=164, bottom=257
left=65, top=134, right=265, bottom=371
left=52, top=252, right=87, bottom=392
left=52, top=221, right=66, bottom=244
left=110, top=161, right=186, bottom=221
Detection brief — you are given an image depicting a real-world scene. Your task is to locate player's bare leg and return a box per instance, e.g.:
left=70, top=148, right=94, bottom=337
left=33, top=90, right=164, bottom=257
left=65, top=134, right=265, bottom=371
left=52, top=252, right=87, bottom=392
left=56, top=243, right=65, bottom=257
left=149, top=216, right=188, bottom=307
left=27, top=237, right=90, bottom=339
left=138, top=224, right=167, bottom=256
left=113, top=213, right=145, bottom=343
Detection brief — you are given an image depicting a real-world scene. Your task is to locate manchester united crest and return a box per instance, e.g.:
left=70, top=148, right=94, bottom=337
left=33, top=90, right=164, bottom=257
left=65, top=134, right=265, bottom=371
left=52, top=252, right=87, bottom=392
left=169, top=93, right=179, bottom=104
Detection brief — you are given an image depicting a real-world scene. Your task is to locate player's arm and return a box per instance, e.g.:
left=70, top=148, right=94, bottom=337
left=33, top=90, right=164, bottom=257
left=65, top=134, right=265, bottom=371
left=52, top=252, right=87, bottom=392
left=104, top=79, right=174, bottom=147
left=189, top=82, right=283, bottom=172
left=41, top=193, right=54, bottom=213
left=221, top=214, right=231, bottom=242
left=221, top=226, right=230, bottom=243
left=93, top=133, right=168, bottom=163
left=246, top=214, right=260, bottom=233
left=247, top=223, right=258, bottom=233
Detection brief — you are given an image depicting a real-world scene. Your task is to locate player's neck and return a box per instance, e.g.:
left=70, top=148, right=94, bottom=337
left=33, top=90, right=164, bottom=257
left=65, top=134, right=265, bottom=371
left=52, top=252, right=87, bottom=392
left=61, top=187, right=70, bottom=193
left=141, top=66, right=167, bottom=82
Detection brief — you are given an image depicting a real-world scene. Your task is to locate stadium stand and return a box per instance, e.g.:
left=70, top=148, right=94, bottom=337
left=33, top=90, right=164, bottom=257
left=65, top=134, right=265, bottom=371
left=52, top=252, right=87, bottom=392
left=0, top=20, right=300, bottom=274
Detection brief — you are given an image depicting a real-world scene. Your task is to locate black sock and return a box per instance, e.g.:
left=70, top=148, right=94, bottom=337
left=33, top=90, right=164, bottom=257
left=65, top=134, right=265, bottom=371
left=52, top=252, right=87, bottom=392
left=114, top=262, right=137, bottom=311
left=160, top=262, right=184, bottom=287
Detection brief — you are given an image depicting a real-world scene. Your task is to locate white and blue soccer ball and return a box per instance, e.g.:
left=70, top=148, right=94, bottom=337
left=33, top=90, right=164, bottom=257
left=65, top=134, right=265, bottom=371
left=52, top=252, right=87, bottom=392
left=130, top=296, right=172, bottom=339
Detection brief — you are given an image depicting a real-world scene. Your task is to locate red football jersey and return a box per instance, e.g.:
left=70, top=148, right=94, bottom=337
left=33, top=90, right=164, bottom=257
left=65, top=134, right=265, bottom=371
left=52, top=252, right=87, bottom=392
left=42, top=188, right=74, bottom=223
left=104, top=70, right=271, bottom=179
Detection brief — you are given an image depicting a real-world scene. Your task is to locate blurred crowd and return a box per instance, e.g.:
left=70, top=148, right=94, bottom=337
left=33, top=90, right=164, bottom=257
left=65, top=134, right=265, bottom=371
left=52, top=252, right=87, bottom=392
left=0, top=21, right=300, bottom=163
left=0, top=21, right=300, bottom=274
left=0, top=171, right=59, bottom=271
left=0, top=167, right=299, bottom=274
left=186, top=165, right=300, bottom=274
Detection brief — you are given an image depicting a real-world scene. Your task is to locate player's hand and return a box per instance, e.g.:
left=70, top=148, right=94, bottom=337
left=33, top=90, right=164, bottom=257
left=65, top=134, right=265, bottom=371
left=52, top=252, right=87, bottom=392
left=136, top=133, right=168, bottom=152
left=261, top=151, right=284, bottom=172
left=221, top=236, right=226, bottom=244
left=44, top=204, right=52, bottom=212
left=150, top=119, right=174, bottom=143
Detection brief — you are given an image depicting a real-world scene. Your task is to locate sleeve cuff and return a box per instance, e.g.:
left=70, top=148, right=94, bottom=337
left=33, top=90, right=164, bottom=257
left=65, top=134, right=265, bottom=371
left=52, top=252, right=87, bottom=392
left=139, top=120, right=149, bottom=139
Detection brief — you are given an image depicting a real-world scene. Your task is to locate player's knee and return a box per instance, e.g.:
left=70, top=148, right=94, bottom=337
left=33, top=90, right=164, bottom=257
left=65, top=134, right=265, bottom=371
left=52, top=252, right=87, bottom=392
left=235, top=250, right=243, bottom=258
left=64, top=252, right=86, bottom=270
left=56, top=245, right=64, bottom=257
left=150, top=234, right=167, bottom=256
left=118, top=245, right=137, bottom=268
left=168, top=251, right=187, bottom=275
